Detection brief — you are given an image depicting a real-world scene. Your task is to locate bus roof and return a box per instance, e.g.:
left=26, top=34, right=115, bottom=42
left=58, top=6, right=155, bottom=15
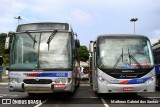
left=97, top=34, right=149, bottom=40
left=16, top=22, right=72, bottom=32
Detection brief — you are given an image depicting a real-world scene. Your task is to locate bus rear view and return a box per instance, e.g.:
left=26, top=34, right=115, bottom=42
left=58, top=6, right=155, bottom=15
left=90, top=34, right=155, bottom=93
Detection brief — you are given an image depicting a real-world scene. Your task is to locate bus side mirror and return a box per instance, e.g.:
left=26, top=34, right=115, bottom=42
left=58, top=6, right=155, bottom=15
left=89, top=41, right=94, bottom=53
left=5, top=36, right=10, bottom=49
left=76, top=39, right=80, bottom=48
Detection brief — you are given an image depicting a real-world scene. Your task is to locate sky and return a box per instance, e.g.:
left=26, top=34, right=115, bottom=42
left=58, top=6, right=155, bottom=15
left=0, top=0, right=160, bottom=47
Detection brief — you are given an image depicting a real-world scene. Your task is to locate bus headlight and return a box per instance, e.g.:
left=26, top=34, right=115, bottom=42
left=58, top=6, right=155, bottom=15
left=55, top=79, right=61, bottom=83
left=10, top=78, right=21, bottom=83
left=98, top=76, right=105, bottom=82
left=98, top=76, right=110, bottom=85
left=61, top=78, right=67, bottom=83
left=146, top=77, right=155, bottom=84
left=54, top=78, right=67, bottom=83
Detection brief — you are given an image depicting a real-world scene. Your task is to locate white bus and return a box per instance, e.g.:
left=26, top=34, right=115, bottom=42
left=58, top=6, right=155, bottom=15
left=152, top=44, right=160, bottom=89
left=89, top=34, right=155, bottom=93
left=5, top=22, right=80, bottom=95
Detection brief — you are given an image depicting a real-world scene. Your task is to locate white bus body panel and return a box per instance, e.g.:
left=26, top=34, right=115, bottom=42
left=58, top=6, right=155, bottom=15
left=96, top=68, right=156, bottom=93
left=9, top=71, right=74, bottom=93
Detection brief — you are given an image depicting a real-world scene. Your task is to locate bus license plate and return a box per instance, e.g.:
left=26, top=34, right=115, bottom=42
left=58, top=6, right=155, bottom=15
left=54, top=84, right=66, bottom=88
left=123, top=87, right=134, bottom=91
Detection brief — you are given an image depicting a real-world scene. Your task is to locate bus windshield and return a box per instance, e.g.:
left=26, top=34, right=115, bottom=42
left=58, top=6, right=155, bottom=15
left=97, top=37, right=154, bottom=69
left=10, top=32, right=72, bottom=69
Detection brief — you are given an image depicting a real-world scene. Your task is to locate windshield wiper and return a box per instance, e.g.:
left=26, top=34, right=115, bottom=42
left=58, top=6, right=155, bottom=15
left=110, top=48, right=123, bottom=72
left=26, top=31, right=37, bottom=49
left=46, top=30, right=57, bottom=51
left=128, top=48, right=143, bottom=71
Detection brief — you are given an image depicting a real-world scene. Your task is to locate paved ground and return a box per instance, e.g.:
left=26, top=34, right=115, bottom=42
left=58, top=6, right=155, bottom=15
left=0, top=76, right=9, bottom=83
left=0, top=79, right=160, bottom=107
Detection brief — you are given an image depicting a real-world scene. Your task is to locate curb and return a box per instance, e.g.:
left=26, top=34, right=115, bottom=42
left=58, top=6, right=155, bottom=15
left=0, top=83, right=8, bottom=85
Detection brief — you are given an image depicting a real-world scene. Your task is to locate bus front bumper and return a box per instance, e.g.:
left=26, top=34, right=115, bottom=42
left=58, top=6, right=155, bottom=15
left=97, top=77, right=156, bottom=93
left=9, top=83, right=73, bottom=93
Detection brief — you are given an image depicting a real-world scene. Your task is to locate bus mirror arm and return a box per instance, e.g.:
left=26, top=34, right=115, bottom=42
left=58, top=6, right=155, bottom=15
left=89, top=41, right=94, bottom=53
left=76, top=39, right=80, bottom=48
left=5, top=36, right=10, bottom=49
left=5, top=31, right=15, bottom=49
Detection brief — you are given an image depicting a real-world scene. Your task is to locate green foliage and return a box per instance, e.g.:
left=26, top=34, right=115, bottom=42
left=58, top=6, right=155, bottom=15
left=2, top=54, right=9, bottom=66
left=0, top=45, right=4, bottom=56
left=0, top=33, right=13, bottom=66
left=152, top=40, right=160, bottom=46
left=2, top=73, right=8, bottom=76
left=0, top=33, right=7, bottom=56
left=77, top=46, right=89, bottom=62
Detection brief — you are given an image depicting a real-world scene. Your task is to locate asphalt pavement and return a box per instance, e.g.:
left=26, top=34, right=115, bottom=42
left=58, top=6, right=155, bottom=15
left=0, top=76, right=9, bottom=83
left=0, top=79, right=160, bottom=107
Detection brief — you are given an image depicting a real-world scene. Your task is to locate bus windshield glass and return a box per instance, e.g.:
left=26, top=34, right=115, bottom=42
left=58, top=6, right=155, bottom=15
left=97, top=37, right=154, bottom=69
left=10, top=32, right=72, bottom=69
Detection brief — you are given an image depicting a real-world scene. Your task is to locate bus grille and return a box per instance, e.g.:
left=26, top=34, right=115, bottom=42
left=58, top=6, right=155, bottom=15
left=23, top=79, right=52, bottom=84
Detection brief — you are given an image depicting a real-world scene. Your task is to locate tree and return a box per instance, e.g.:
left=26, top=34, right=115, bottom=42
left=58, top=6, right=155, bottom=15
left=77, top=46, right=89, bottom=62
left=0, top=33, right=13, bottom=66
left=0, top=33, right=7, bottom=56
left=152, top=40, right=160, bottom=46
